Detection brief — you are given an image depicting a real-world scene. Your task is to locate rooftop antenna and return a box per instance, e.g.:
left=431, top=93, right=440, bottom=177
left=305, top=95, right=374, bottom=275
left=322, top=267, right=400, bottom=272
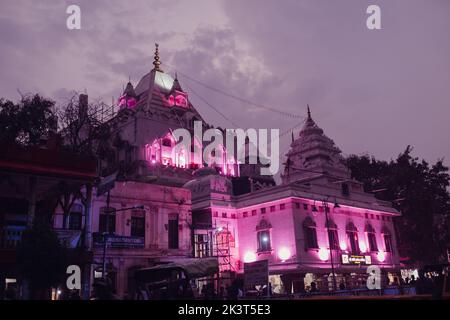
left=307, top=104, right=311, bottom=120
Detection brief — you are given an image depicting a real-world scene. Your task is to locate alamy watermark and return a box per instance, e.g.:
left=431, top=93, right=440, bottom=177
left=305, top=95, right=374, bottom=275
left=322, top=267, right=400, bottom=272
left=66, top=4, right=382, bottom=31
left=66, top=265, right=81, bottom=290
left=172, top=121, right=279, bottom=176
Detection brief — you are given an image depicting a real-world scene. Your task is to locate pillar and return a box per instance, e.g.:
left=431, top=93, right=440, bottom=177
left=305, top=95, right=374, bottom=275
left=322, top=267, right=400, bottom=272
left=27, top=177, right=37, bottom=228
left=82, top=184, right=93, bottom=300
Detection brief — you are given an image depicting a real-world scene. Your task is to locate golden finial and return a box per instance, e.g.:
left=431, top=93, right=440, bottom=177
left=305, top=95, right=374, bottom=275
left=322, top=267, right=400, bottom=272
left=152, top=43, right=163, bottom=72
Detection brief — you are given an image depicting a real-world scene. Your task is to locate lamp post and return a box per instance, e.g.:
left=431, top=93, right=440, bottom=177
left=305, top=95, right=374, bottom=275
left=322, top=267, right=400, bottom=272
left=315, top=196, right=339, bottom=291
left=101, top=197, right=145, bottom=280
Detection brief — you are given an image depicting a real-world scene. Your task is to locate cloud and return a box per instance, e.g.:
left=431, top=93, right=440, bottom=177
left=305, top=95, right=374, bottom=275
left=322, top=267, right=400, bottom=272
left=0, top=0, right=449, bottom=170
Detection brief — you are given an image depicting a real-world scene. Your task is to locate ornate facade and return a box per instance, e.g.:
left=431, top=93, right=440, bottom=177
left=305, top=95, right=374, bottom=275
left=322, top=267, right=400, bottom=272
left=54, top=45, right=401, bottom=297
left=184, top=108, right=401, bottom=294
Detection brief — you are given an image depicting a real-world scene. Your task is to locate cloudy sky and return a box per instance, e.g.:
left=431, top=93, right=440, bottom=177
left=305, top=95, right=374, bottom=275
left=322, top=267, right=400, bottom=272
left=1, top=0, right=449, bottom=172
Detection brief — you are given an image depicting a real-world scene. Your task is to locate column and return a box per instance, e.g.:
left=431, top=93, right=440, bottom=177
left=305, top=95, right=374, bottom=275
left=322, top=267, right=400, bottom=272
left=82, top=184, right=93, bottom=300
left=26, top=177, right=37, bottom=228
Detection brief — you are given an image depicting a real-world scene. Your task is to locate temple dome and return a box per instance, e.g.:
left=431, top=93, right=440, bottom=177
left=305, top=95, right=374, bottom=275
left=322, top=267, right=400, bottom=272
left=281, top=106, right=351, bottom=184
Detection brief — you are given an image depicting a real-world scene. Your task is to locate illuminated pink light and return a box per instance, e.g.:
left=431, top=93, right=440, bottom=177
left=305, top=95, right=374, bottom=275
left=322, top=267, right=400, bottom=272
left=339, top=242, right=347, bottom=251
left=243, top=251, right=256, bottom=263
left=318, top=247, right=329, bottom=261
left=359, top=242, right=367, bottom=253
left=278, top=247, right=291, bottom=261
left=377, top=251, right=386, bottom=262
left=118, top=95, right=137, bottom=109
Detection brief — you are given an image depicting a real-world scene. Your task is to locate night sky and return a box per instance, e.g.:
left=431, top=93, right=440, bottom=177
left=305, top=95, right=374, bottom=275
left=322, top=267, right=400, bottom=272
left=1, top=0, right=449, bottom=172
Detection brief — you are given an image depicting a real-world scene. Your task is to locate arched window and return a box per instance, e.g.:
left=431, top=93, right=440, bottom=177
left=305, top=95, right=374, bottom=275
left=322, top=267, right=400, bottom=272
left=257, top=230, right=271, bottom=252
left=365, top=224, right=378, bottom=252
left=303, top=217, right=318, bottom=250
left=346, top=222, right=359, bottom=254
left=326, top=219, right=339, bottom=250
left=256, top=219, right=272, bottom=252
left=382, top=226, right=393, bottom=253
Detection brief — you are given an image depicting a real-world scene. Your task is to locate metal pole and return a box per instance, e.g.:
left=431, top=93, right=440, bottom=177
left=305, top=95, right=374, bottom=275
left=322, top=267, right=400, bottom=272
left=324, top=199, right=337, bottom=291
left=101, top=190, right=111, bottom=280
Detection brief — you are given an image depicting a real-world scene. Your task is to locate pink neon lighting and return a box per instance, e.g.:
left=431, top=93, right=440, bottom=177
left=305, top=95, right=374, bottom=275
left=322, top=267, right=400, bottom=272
left=243, top=251, right=257, bottom=263
left=318, top=247, right=329, bottom=261
left=377, top=251, right=386, bottom=262
left=339, top=241, right=347, bottom=251
left=164, top=93, right=188, bottom=108
left=278, top=247, right=291, bottom=261
left=145, top=132, right=238, bottom=176
left=118, top=95, right=137, bottom=109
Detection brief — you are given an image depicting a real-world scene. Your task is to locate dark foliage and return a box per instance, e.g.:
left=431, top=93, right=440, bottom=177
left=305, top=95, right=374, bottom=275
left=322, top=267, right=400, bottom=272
left=16, top=221, right=67, bottom=296
left=346, top=146, right=450, bottom=265
left=0, top=94, right=56, bottom=146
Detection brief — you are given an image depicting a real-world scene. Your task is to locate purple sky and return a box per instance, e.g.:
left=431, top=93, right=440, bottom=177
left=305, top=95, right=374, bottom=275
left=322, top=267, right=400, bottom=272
left=1, top=0, right=449, bottom=171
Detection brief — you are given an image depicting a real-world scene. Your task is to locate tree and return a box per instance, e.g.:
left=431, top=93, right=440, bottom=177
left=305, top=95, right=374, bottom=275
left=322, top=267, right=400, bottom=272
left=346, top=146, right=450, bottom=265
left=0, top=94, right=57, bottom=146
left=56, top=93, right=115, bottom=229
left=16, top=221, right=67, bottom=299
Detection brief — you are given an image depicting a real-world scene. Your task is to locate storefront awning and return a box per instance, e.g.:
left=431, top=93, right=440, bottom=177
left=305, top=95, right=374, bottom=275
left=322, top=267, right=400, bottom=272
left=135, top=258, right=219, bottom=282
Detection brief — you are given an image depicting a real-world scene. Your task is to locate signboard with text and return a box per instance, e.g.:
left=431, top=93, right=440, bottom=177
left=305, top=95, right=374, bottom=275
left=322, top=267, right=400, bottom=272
left=93, top=233, right=145, bottom=249
left=341, top=254, right=372, bottom=265
left=244, top=259, right=269, bottom=289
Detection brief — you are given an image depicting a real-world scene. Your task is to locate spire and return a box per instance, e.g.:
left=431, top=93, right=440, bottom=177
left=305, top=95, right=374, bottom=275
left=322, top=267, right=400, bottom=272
left=282, top=105, right=351, bottom=184
left=172, top=71, right=183, bottom=91
left=291, top=131, right=294, bottom=143
left=152, top=43, right=163, bottom=72
left=123, top=81, right=137, bottom=98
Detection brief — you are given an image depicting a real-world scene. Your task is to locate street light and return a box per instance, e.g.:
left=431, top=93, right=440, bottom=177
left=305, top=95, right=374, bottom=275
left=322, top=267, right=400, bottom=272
left=321, top=196, right=339, bottom=292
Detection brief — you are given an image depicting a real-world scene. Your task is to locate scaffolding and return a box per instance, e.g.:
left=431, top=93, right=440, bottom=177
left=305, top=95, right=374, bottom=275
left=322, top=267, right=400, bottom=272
left=88, top=101, right=117, bottom=124
left=193, top=220, right=237, bottom=294
left=212, top=221, right=235, bottom=273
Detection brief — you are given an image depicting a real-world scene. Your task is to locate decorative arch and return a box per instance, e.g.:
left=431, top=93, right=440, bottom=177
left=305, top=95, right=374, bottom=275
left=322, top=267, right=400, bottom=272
left=381, top=225, right=391, bottom=235
left=365, top=223, right=376, bottom=233
left=346, top=221, right=358, bottom=232
left=325, top=219, right=337, bottom=229
left=256, top=218, right=272, bottom=231
left=303, top=216, right=317, bottom=228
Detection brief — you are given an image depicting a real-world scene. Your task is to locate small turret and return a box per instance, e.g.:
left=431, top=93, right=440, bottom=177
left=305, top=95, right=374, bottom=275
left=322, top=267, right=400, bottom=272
left=172, top=73, right=183, bottom=92
left=118, top=81, right=137, bottom=109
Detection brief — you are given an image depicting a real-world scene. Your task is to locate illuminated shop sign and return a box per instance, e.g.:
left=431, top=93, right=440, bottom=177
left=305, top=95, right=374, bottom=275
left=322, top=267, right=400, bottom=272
left=341, top=254, right=372, bottom=265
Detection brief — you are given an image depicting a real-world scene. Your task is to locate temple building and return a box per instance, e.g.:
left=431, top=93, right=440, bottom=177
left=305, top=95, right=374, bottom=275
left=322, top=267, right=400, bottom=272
left=53, top=45, right=273, bottom=298
left=102, top=43, right=242, bottom=186
left=184, top=106, right=401, bottom=294
left=49, top=45, right=401, bottom=298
